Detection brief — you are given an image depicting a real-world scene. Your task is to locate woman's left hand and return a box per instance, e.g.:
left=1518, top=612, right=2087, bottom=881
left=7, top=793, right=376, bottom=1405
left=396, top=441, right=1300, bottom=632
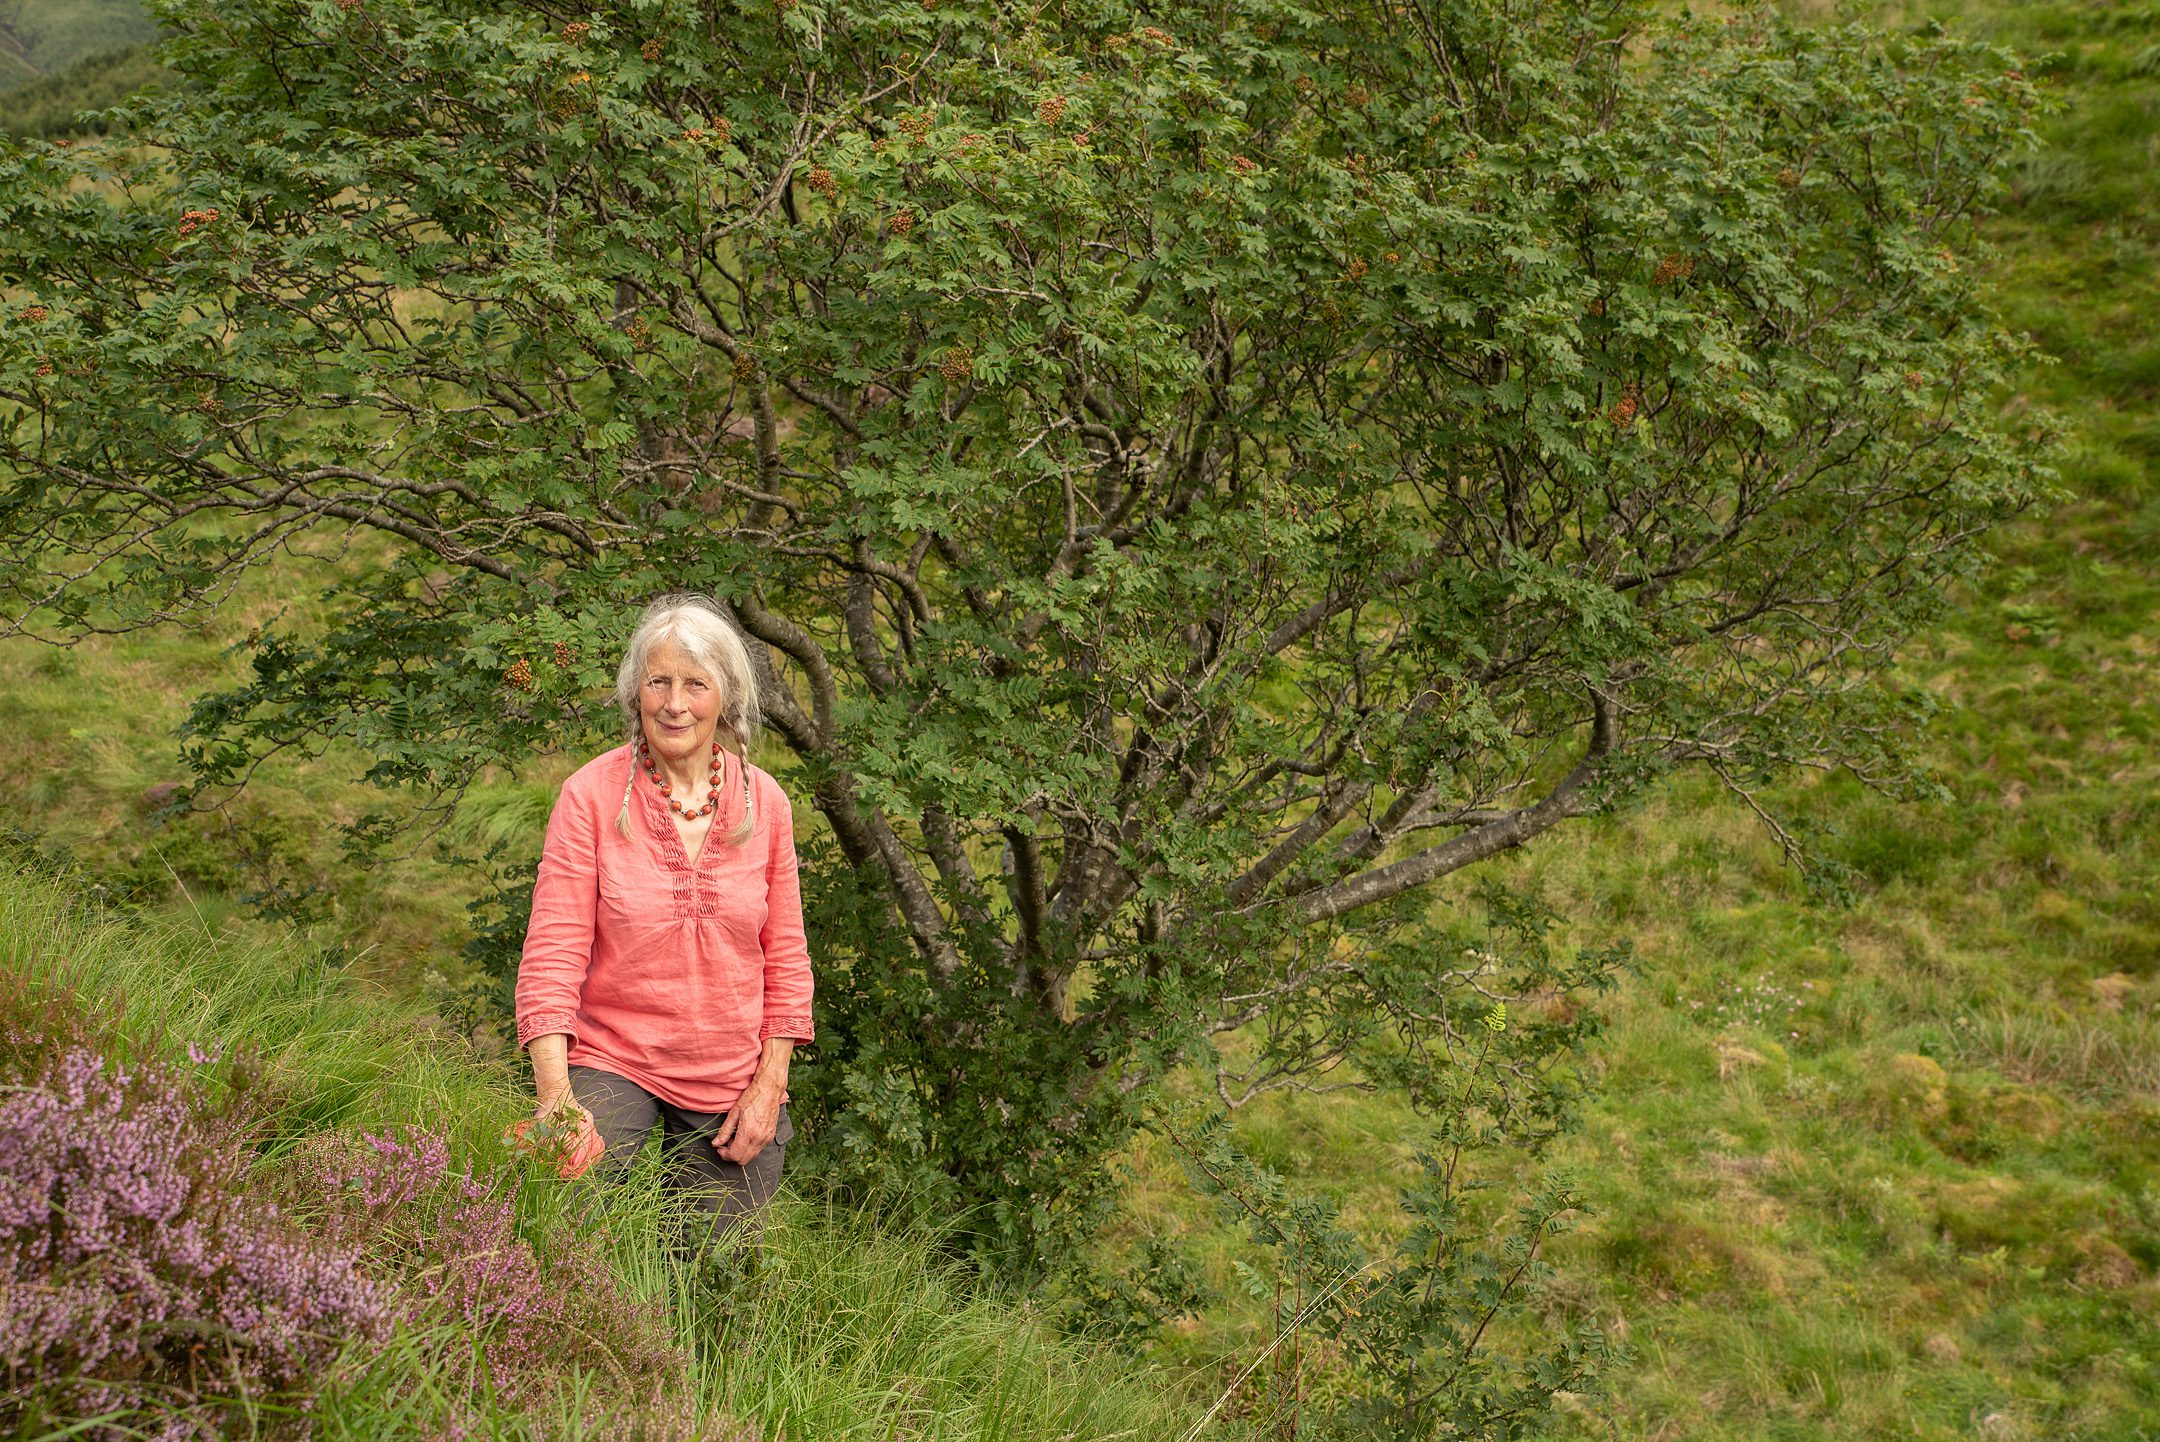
left=714, top=1081, right=782, bottom=1164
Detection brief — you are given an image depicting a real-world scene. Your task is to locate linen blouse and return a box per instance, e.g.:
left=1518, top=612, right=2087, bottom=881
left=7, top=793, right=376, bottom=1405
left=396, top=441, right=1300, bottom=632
left=513, top=740, right=815, bottom=1114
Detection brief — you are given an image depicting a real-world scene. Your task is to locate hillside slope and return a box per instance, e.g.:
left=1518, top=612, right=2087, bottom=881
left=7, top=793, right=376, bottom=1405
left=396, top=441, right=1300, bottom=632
left=0, top=0, right=150, bottom=85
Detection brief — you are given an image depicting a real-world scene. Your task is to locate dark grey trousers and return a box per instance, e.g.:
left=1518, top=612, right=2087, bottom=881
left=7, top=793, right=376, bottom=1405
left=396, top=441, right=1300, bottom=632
left=567, top=1064, right=791, bottom=1252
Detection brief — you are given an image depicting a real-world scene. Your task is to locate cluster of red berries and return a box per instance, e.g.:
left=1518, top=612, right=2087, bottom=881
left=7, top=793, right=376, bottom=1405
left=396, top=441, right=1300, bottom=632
left=1036, top=95, right=1068, bottom=126
left=681, top=119, right=731, bottom=146
left=732, top=351, right=757, bottom=380
left=888, top=208, right=916, bottom=236
left=1606, top=387, right=1639, bottom=426
left=940, top=345, right=972, bottom=383
left=562, top=20, right=590, bottom=42
left=1652, top=252, right=1695, bottom=285
left=806, top=165, right=837, bottom=197
left=198, top=392, right=221, bottom=412
left=624, top=316, right=651, bottom=346
left=177, top=207, right=220, bottom=237
left=1343, top=256, right=1368, bottom=282
left=1230, top=154, right=1257, bottom=174
left=897, top=108, right=934, bottom=141
left=505, top=658, right=535, bottom=690
left=1345, top=84, right=1370, bottom=108
left=18, top=305, right=46, bottom=323
left=33, top=361, right=53, bottom=377
left=1905, top=370, right=1926, bottom=391
left=553, top=641, right=575, bottom=667
left=1138, top=25, right=1173, bottom=45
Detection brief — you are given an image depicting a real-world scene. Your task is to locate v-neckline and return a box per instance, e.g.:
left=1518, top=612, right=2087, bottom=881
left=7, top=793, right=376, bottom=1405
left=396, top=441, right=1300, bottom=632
left=635, top=743, right=744, bottom=872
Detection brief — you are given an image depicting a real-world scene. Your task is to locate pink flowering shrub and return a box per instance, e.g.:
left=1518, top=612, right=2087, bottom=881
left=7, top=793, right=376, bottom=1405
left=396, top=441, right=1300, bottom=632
left=0, top=1016, right=390, bottom=1438
left=1, top=976, right=684, bottom=1437
left=285, top=1126, right=682, bottom=1411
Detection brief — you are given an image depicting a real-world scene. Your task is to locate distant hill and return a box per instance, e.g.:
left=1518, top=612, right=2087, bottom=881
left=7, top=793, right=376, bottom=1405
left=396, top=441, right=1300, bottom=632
left=0, top=0, right=162, bottom=138
left=0, top=0, right=153, bottom=89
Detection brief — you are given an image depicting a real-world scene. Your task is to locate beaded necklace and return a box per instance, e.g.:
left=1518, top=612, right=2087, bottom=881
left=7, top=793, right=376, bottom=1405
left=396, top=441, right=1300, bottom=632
left=636, top=734, right=746, bottom=822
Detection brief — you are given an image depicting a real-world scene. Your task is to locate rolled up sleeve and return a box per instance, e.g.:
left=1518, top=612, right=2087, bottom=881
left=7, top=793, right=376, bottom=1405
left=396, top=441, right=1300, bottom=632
left=514, top=781, right=599, bottom=1050
left=757, top=784, right=816, bottom=1044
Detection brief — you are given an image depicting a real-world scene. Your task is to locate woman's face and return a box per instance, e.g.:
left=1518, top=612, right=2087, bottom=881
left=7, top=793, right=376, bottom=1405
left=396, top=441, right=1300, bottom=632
left=638, top=637, right=723, bottom=765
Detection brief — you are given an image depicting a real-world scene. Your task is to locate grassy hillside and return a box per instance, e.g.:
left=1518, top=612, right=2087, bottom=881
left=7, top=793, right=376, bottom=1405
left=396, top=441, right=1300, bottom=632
left=1122, top=3, right=2160, bottom=1438
left=0, top=0, right=149, bottom=84
left=0, top=0, right=2153, bottom=1437
left=0, top=868, right=1219, bottom=1439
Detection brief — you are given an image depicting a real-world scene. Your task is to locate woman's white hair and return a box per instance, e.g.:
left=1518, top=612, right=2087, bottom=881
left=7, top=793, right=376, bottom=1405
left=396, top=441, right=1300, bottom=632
left=611, top=593, right=762, bottom=845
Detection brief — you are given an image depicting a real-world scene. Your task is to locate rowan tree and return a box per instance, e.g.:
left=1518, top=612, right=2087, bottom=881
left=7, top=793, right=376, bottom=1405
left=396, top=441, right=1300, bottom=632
left=0, top=0, right=2050, bottom=1277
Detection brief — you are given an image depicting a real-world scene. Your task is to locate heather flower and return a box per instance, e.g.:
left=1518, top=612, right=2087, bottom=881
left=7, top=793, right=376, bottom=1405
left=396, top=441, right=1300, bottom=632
left=292, top=1128, right=680, bottom=1404
left=0, top=1040, right=389, bottom=1437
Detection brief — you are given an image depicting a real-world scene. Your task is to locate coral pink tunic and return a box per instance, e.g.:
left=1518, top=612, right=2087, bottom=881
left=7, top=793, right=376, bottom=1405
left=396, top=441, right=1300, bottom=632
left=514, top=742, right=815, bottom=1114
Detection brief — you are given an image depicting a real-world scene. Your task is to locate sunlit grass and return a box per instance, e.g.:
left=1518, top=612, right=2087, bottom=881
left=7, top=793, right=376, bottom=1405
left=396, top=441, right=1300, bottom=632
left=0, top=868, right=1217, bottom=1440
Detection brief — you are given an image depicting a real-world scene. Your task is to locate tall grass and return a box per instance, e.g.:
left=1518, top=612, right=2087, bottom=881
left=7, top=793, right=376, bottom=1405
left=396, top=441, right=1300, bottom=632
left=0, top=868, right=1215, bottom=1440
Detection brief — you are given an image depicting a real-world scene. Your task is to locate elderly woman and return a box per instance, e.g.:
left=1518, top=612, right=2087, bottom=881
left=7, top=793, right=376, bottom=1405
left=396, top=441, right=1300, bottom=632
left=514, top=593, right=814, bottom=1242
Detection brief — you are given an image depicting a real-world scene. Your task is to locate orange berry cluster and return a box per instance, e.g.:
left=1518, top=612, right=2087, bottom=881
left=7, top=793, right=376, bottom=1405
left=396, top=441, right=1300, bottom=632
left=940, top=345, right=972, bottom=383
left=641, top=37, right=664, bottom=59
left=806, top=165, right=837, bottom=197
left=1606, top=387, right=1639, bottom=426
left=18, top=305, right=46, bottom=323
left=1343, top=256, right=1368, bottom=282
left=1652, top=252, right=1695, bottom=285
left=177, top=207, right=220, bottom=237
left=897, top=108, right=935, bottom=141
left=553, top=641, right=575, bottom=667
left=1036, top=95, right=1068, bottom=125
left=732, top=351, right=757, bottom=380
left=888, top=208, right=915, bottom=236
left=562, top=21, right=590, bottom=42
left=506, top=658, right=535, bottom=690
